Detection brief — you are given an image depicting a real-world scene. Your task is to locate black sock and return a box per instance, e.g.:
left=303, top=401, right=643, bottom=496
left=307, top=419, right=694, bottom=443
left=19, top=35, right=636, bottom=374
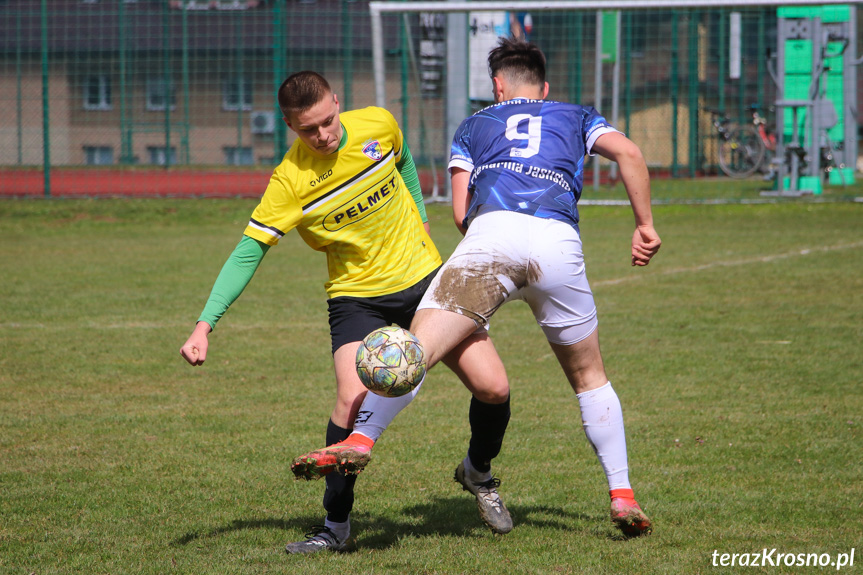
left=467, top=395, right=511, bottom=473
left=322, top=420, right=355, bottom=523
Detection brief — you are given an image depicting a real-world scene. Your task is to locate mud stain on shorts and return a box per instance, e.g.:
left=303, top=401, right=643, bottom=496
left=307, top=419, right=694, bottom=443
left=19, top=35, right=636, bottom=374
left=428, top=258, right=543, bottom=324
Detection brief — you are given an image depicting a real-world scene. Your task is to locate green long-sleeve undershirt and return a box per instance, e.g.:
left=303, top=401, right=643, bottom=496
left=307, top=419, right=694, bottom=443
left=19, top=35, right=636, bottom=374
left=398, top=142, right=428, bottom=223
left=197, top=141, right=426, bottom=330
left=197, top=235, right=269, bottom=330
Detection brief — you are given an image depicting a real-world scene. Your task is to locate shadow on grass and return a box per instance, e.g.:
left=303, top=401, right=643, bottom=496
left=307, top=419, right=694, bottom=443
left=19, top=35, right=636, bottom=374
left=353, top=497, right=597, bottom=551
left=171, top=496, right=598, bottom=550
left=171, top=517, right=309, bottom=547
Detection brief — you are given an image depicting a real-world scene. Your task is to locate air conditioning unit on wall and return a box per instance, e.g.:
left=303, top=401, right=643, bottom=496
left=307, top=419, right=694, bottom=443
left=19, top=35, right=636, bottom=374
left=250, top=111, right=276, bottom=134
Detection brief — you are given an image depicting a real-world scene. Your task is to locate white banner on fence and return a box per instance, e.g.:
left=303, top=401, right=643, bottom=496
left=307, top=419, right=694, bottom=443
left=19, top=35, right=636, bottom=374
left=468, top=11, right=510, bottom=101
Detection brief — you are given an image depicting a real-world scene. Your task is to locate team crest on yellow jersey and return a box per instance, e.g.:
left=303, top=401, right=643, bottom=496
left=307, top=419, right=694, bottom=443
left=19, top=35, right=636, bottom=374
left=362, top=139, right=383, bottom=161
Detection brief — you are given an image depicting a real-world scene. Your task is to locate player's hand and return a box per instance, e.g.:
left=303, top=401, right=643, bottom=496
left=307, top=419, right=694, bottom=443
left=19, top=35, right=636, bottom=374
left=631, top=225, right=661, bottom=267
left=180, top=322, right=212, bottom=366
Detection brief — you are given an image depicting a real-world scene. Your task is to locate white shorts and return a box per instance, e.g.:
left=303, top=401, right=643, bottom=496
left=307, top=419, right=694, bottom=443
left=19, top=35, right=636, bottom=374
left=417, top=209, right=598, bottom=345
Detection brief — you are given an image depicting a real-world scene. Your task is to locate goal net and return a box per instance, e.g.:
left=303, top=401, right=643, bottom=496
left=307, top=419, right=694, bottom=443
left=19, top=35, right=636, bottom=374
left=369, top=0, right=860, bottom=200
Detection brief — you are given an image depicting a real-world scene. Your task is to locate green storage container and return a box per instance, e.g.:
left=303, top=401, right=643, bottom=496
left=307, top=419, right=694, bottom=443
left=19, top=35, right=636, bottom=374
left=784, top=39, right=813, bottom=73
left=828, top=168, right=855, bottom=185
left=778, top=5, right=851, bottom=22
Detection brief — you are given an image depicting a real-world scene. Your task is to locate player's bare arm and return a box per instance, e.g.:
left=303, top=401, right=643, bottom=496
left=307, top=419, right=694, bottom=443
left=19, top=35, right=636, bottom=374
left=592, top=132, right=661, bottom=266
left=180, top=320, right=212, bottom=366
left=450, top=168, right=471, bottom=235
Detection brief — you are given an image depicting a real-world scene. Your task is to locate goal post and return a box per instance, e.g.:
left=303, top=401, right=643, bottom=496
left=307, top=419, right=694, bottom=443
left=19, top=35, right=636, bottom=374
left=369, top=0, right=859, bottom=200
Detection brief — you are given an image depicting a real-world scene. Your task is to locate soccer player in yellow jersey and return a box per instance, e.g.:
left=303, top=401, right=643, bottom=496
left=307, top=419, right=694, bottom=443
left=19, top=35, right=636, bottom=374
left=180, top=71, right=513, bottom=553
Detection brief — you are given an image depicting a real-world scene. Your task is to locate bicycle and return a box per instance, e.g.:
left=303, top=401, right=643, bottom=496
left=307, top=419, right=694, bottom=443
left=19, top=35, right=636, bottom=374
left=705, top=107, right=774, bottom=179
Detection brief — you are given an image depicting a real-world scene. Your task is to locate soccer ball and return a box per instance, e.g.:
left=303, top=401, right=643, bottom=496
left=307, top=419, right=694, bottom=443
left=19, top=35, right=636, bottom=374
left=356, top=326, right=426, bottom=398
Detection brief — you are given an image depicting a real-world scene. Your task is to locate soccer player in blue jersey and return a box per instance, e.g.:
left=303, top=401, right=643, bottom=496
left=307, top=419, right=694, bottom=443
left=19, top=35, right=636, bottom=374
left=411, top=37, right=661, bottom=536
left=295, top=38, right=660, bottom=537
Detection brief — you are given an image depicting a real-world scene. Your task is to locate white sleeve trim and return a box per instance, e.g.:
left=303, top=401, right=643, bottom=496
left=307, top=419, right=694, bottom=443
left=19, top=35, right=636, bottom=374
left=448, top=158, right=474, bottom=174
left=585, top=127, right=623, bottom=156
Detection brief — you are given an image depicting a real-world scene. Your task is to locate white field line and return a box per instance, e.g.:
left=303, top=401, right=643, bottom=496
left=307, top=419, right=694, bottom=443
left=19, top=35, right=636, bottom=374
left=2, top=242, right=861, bottom=329
left=594, top=240, right=863, bottom=287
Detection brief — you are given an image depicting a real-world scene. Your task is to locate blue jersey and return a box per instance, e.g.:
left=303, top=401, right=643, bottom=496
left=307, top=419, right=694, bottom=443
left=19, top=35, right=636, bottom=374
left=449, top=98, right=619, bottom=229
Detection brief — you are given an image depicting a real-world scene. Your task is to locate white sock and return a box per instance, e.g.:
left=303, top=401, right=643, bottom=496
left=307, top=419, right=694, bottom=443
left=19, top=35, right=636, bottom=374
left=351, top=378, right=424, bottom=442
left=324, top=517, right=350, bottom=542
left=576, top=381, right=631, bottom=491
left=463, top=455, right=492, bottom=484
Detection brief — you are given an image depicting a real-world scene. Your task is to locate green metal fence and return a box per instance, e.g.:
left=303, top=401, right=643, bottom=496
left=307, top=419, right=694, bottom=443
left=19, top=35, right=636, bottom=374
left=0, top=1, right=860, bottom=196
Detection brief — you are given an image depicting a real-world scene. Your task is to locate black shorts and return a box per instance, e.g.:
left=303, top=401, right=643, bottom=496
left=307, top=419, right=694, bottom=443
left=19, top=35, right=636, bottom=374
left=327, top=267, right=440, bottom=354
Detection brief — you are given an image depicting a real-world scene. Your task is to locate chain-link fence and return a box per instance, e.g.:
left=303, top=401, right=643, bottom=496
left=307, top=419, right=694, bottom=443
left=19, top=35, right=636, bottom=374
left=0, top=1, right=860, bottom=196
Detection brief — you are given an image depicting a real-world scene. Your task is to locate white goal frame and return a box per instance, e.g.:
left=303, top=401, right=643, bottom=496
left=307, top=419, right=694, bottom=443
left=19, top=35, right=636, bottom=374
left=369, top=0, right=857, bottom=200
left=370, top=0, right=855, bottom=108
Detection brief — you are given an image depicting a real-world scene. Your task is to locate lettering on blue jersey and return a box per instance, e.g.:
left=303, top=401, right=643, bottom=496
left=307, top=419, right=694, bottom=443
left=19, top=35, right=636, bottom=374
left=450, top=99, right=608, bottom=227
left=362, top=139, right=383, bottom=161
left=310, top=169, right=333, bottom=188
left=323, top=174, right=397, bottom=231
left=473, top=161, right=525, bottom=177
left=524, top=165, right=572, bottom=192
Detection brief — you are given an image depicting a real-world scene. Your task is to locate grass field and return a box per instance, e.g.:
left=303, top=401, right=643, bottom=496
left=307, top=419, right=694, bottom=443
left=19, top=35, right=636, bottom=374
left=1, top=179, right=862, bottom=574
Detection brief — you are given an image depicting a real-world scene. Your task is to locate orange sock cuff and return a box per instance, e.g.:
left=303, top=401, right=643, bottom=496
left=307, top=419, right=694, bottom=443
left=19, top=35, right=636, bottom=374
left=610, top=488, right=635, bottom=501
left=346, top=433, right=375, bottom=448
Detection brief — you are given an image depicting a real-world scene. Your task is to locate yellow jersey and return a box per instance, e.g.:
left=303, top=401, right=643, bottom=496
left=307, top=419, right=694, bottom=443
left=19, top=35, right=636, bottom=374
left=243, top=106, right=441, bottom=298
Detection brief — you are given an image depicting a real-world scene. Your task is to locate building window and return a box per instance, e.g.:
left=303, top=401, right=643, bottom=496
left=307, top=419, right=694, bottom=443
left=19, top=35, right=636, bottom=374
left=223, top=77, right=253, bottom=111
left=84, top=146, right=114, bottom=165
left=147, top=146, right=177, bottom=166
left=83, top=75, right=112, bottom=111
left=224, top=147, right=253, bottom=166
left=146, top=78, right=177, bottom=111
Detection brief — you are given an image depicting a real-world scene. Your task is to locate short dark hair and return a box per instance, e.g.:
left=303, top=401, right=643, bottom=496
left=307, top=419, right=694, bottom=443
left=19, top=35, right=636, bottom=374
left=278, top=71, right=332, bottom=118
left=487, top=37, right=546, bottom=88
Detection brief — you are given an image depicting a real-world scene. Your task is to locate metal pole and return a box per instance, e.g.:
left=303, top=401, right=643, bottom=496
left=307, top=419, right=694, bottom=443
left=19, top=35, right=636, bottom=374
left=182, top=5, right=191, bottom=164
left=624, top=11, right=632, bottom=136
left=610, top=11, right=621, bottom=180
left=41, top=0, right=50, bottom=196
left=236, top=12, right=244, bottom=164
left=371, top=5, right=386, bottom=108
left=688, top=12, right=698, bottom=177
left=400, top=11, right=409, bottom=140
left=671, top=10, right=679, bottom=177
left=445, top=6, right=468, bottom=201
left=273, top=0, right=286, bottom=158
left=844, top=6, right=857, bottom=168
left=568, top=12, right=582, bottom=104
left=719, top=11, right=726, bottom=114
left=343, top=0, right=353, bottom=111
left=593, top=10, right=603, bottom=190
left=163, top=1, right=172, bottom=169
left=119, top=0, right=132, bottom=164
left=737, top=12, right=745, bottom=123
left=16, top=6, right=22, bottom=165
left=757, top=8, right=766, bottom=108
